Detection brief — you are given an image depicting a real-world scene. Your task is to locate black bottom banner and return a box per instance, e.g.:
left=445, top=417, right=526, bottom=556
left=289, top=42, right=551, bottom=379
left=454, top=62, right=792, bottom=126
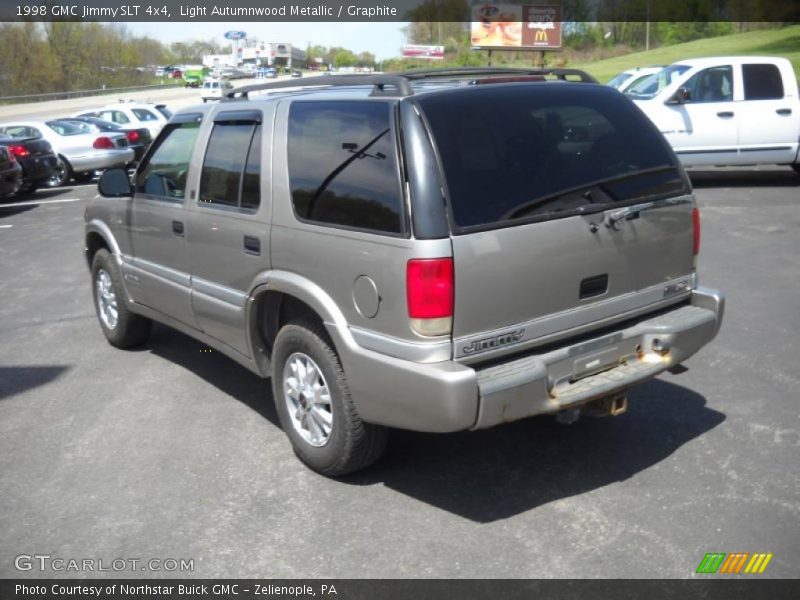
left=2, top=579, right=799, bottom=600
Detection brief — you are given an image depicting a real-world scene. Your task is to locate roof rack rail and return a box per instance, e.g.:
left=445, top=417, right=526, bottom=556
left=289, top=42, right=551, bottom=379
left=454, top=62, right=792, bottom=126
left=224, top=67, right=597, bottom=100
left=400, top=67, right=597, bottom=83
left=225, top=74, right=414, bottom=100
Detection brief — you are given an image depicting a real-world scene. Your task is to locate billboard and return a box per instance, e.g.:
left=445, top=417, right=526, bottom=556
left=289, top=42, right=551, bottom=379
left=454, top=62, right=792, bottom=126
left=402, top=44, right=445, bottom=60
left=471, top=4, right=562, bottom=50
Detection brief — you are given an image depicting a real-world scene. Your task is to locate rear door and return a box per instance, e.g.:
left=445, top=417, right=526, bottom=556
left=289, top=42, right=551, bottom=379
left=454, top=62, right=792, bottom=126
left=737, top=62, right=800, bottom=165
left=416, top=85, right=696, bottom=360
left=185, top=108, right=271, bottom=357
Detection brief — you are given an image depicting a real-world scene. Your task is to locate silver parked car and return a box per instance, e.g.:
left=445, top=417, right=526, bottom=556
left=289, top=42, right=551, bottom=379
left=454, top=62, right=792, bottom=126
left=0, top=120, right=134, bottom=187
left=85, top=69, right=724, bottom=476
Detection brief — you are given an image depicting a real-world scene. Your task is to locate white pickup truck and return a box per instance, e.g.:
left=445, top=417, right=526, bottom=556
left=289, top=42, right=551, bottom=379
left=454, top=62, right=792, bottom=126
left=626, top=56, right=800, bottom=172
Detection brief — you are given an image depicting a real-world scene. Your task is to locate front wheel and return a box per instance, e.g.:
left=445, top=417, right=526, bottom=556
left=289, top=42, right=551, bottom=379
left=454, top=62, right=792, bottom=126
left=91, top=249, right=151, bottom=348
left=272, top=321, right=388, bottom=477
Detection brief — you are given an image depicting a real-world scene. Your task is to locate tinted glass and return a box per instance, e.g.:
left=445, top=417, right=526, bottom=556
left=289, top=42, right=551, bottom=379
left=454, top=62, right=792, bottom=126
left=743, top=63, right=784, bottom=100
left=682, top=66, right=733, bottom=103
left=241, top=125, right=262, bottom=211
left=199, top=122, right=255, bottom=208
left=418, top=85, right=686, bottom=230
left=156, top=106, right=173, bottom=119
left=132, top=108, right=159, bottom=122
left=135, top=122, right=200, bottom=200
left=46, top=121, right=85, bottom=136
left=288, top=101, right=403, bottom=234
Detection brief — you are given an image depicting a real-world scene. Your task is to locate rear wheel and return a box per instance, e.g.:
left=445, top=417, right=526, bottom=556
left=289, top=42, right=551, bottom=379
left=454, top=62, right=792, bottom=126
left=91, top=249, right=151, bottom=348
left=272, top=321, right=388, bottom=476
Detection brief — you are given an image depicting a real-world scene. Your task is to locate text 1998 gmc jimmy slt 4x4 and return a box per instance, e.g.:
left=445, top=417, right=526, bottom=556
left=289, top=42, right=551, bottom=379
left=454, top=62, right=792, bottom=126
left=85, top=68, right=724, bottom=476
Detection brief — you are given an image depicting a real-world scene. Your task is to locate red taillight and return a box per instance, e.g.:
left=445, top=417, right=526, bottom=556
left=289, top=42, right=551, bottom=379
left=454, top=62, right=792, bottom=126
left=407, top=258, right=453, bottom=336
left=8, top=144, right=30, bottom=158
left=93, top=136, right=115, bottom=150
left=692, top=207, right=701, bottom=256
left=126, top=130, right=140, bottom=143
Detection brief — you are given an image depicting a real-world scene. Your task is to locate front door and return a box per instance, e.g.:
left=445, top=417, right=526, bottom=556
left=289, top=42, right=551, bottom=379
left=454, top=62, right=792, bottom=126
left=123, top=114, right=202, bottom=325
left=664, top=64, right=740, bottom=166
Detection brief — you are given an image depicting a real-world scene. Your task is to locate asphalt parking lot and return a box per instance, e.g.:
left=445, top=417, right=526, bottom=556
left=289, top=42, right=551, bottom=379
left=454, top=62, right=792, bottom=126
left=1, top=168, right=799, bottom=579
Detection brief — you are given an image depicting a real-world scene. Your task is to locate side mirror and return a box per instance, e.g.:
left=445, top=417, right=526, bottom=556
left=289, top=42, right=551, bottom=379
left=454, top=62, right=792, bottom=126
left=98, top=167, right=133, bottom=197
left=667, top=87, right=691, bottom=105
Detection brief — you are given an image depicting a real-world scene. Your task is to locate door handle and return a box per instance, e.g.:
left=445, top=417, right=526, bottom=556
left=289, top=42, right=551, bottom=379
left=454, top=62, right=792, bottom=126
left=243, top=235, right=261, bottom=255
left=716, top=111, right=734, bottom=118
left=776, top=108, right=792, bottom=116
left=172, top=220, right=184, bottom=236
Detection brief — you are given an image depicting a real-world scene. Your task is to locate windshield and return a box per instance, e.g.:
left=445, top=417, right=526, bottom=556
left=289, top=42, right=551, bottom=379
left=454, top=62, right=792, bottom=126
left=625, top=64, right=691, bottom=99
left=417, top=85, right=686, bottom=230
left=607, top=72, right=633, bottom=89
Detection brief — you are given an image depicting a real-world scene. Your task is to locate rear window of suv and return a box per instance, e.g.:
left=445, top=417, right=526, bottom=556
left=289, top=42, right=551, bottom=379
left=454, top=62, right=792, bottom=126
left=417, top=85, right=687, bottom=230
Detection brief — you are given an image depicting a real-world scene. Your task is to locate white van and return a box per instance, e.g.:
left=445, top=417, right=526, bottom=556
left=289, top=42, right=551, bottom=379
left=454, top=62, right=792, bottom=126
left=201, top=79, right=233, bottom=103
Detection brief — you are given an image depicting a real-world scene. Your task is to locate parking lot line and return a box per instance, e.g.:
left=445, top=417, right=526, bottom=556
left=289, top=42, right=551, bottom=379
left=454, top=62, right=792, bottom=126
left=0, top=197, right=83, bottom=208
left=0, top=224, right=12, bottom=228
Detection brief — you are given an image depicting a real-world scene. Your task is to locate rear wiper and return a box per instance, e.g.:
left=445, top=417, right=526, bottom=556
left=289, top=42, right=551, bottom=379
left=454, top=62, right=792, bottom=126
left=603, top=196, right=693, bottom=229
left=501, top=187, right=605, bottom=221
left=502, top=165, right=679, bottom=221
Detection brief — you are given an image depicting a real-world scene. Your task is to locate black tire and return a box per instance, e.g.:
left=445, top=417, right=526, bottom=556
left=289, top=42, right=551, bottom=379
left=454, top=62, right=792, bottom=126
left=91, top=249, right=151, bottom=348
left=792, top=164, right=800, bottom=174
left=73, top=172, right=95, bottom=183
left=46, top=156, right=72, bottom=187
left=272, top=321, right=388, bottom=477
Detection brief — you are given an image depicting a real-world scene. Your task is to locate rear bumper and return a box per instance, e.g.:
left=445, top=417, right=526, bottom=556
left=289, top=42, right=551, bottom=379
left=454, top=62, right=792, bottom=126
left=18, top=154, right=58, bottom=181
left=0, top=164, right=22, bottom=195
left=332, top=288, right=724, bottom=433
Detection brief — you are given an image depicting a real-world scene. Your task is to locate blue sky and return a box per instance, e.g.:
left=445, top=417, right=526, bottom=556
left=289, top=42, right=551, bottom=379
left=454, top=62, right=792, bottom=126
left=126, top=22, right=408, bottom=60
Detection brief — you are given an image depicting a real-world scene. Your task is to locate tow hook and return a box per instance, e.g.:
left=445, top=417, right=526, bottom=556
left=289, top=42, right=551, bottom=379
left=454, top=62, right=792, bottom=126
left=582, top=394, right=628, bottom=418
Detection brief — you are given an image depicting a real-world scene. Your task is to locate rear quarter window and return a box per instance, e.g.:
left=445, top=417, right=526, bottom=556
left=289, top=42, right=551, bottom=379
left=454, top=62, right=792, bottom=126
left=287, top=100, right=404, bottom=235
left=417, top=85, right=686, bottom=230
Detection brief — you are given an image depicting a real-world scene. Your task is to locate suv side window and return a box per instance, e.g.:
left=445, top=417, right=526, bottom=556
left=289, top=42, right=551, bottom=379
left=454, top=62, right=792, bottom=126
left=199, top=121, right=262, bottom=211
left=742, top=63, right=784, bottom=100
left=287, top=101, right=404, bottom=235
left=683, top=66, right=734, bottom=103
left=135, top=122, right=200, bottom=200
left=101, top=110, right=131, bottom=125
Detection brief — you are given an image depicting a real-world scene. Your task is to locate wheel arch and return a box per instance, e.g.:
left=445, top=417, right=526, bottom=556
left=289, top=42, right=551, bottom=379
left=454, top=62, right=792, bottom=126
left=247, top=271, right=353, bottom=376
left=85, top=220, right=121, bottom=269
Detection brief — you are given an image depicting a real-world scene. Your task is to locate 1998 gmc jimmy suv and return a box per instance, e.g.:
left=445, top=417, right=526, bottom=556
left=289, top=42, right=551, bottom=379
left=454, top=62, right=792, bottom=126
left=85, top=68, right=724, bottom=476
